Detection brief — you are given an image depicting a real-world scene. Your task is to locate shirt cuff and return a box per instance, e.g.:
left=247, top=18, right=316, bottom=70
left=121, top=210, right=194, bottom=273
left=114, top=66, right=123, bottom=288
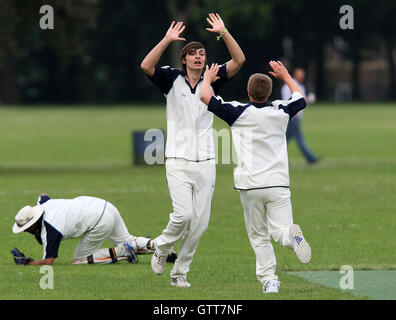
left=208, top=95, right=221, bottom=111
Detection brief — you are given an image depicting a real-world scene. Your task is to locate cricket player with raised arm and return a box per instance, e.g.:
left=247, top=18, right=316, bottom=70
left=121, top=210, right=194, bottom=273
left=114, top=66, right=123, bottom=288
left=141, top=13, right=245, bottom=287
left=11, top=194, right=176, bottom=265
left=200, top=61, right=312, bottom=294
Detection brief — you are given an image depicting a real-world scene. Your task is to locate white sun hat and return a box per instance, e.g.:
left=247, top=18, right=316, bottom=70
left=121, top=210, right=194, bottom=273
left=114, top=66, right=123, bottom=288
left=12, top=205, right=44, bottom=234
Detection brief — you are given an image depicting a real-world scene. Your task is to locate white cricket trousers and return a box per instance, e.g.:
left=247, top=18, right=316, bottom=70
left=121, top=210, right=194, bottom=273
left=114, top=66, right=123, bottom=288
left=154, top=158, right=216, bottom=279
left=239, top=187, right=295, bottom=284
left=73, top=201, right=135, bottom=260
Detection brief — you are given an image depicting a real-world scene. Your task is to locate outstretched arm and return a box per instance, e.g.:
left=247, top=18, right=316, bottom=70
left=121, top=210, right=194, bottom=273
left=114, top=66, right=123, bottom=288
left=269, top=60, right=307, bottom=117
left=141, top=21, right=186, bottom=77
left=28, top=258, right=55, bottom=265
left=201, top=63, right=249, bottom=126
left=269, top=60, right=305, bottom=99
left=206, top=13, right=245, bottom=78
left=200, top=63, right=220, bottom=105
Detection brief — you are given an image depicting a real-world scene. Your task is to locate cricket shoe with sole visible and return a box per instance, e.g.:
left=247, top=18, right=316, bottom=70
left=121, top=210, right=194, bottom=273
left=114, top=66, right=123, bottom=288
left=289, top=224, right=311, bottom=264
left=171, top=277, right=191, bottom=288
left=263, top=280, right=280, bottom=293
left=123, top=241, right=138, bottom=264
left=151, top=251, right=167, bottom=275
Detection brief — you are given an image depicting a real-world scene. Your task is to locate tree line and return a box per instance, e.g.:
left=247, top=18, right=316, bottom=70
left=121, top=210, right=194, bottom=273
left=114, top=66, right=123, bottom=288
left=0, top=0, right=394, bottom=104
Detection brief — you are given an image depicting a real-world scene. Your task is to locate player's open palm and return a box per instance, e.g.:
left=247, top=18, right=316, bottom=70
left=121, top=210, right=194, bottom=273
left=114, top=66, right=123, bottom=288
left=206, top=13, right=226, bottom=33
left=203, top=63, right=220, bottom=83
left=269, top=60, right=290, bottom=81
left=165, top=21, right=186, bottom=42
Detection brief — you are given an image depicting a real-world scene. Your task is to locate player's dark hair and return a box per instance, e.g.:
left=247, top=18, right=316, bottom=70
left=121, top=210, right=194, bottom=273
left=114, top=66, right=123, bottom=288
left=180, top=41, right=206, bottom=73
left=247, top=73, right=273, bottom=102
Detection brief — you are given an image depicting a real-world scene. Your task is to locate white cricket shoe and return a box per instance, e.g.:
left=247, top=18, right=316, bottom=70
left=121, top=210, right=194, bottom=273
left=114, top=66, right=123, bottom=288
left=263, top=280, right=280, bottom=293
left=151, top=251, right=167, bottom=275
left=289, top=224, right=311, bottom=264
left=171, top=277, right=191, bottom=288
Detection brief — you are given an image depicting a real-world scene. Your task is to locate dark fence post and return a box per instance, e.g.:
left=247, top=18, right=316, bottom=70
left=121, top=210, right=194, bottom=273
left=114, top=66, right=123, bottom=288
left=132, top=129, right=165, bottom=166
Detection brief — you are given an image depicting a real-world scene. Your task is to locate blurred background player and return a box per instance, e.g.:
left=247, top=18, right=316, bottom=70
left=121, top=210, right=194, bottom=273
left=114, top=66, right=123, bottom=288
left=200, top=61, right=311, bottom=294
left=141, top=13, right=245, bottom=287
left=11, top=194, right=176, bottom=265
left=281, top=68, right=319, bottom=164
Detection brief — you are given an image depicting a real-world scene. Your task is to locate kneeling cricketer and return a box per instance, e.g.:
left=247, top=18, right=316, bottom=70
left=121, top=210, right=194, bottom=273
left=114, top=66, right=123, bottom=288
left=11, top=194, right=176, bottom=265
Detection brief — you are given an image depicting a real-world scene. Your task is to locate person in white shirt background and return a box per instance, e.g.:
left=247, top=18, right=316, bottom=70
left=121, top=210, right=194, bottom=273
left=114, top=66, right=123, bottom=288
left=200, top=61, right=311, bottom=294
left=281, top=68, right=319, bottom=164
left=140, top=13, right=245, bottom=288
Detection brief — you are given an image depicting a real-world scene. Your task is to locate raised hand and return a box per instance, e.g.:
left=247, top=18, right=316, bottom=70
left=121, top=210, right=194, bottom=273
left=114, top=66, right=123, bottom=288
left=268, top=60, right=291, bottom=81
left=269, top=60, right=305, bottom=98
left=203, top=63, right=220, bottom=83
left=206, top=13, right=226, bottom=34
left=165, top=21, right=186, bottom=42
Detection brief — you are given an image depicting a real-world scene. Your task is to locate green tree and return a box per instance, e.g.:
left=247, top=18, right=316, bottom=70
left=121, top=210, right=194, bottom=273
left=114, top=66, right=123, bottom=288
left=0, top=0, right=99, bottom=104
left=375, top=1, right=396, bottom=100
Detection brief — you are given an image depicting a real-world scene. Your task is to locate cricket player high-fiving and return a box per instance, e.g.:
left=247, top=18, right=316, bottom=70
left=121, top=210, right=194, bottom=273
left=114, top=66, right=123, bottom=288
left=200, top=62, right=311, bottom=294
left=141, top=13, right=245, bottom=288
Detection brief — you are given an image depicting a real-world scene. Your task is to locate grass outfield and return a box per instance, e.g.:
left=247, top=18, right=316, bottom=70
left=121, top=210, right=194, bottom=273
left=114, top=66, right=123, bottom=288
left=0, top=103, right=395, bottom=300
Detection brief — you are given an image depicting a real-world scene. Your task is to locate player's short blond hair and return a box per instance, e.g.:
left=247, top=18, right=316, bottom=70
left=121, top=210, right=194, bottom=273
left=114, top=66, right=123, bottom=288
left=247, top=73, right=272, bottom=102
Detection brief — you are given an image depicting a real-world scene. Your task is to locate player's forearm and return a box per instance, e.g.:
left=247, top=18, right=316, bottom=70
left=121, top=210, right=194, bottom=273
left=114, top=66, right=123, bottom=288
left=222, top=31, right=245, bottom=77
left=28, top=258, right=55, bottom=265
left=141, top=37, right=173, bottom=77
left=283, top=75, right=305, bottom=99
left=223, top=31, right=245, bottom=64
left=200, top=79, right=214, bottom=105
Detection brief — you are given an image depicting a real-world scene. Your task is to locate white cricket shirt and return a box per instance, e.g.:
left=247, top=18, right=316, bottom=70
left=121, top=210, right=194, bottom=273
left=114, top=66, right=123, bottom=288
left=281, top=80, right=307, bottom=118
left=39, top=196, right=107, bottom=259
left=148, top=64, right=229, bottom=161
left=207, top=91, right=307, bottom=190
